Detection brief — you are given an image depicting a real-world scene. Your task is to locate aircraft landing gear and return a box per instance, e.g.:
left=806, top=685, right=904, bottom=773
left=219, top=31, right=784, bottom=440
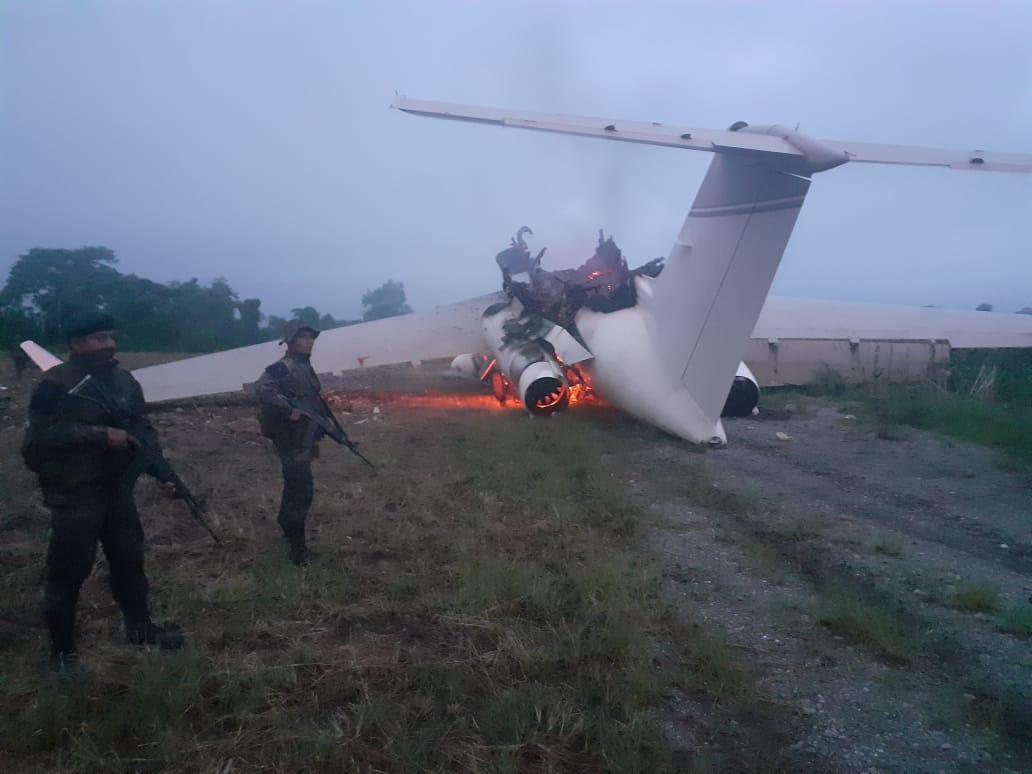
left=490, top=370, right=508, bottom=405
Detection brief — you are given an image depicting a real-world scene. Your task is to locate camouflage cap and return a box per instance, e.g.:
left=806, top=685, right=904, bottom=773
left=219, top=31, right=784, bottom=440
left=279, top=319, right=320, bottom=345
left=64, top=310, right=115, bottom=340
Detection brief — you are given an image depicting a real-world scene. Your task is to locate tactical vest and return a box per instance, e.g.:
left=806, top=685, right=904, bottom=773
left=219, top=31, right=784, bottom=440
left=22, top=360, right=143, bottom=504
left=257, top=355, right=325, bottom=449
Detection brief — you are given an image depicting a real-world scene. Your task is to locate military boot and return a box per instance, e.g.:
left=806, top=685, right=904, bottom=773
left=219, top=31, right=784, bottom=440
left=126, top=620, right=186, bottom=650
left=46, top=599, right=81, bottom=677
left=287, top=533, right=318, bottom=566
left=48, top=650, right=83, bottom=680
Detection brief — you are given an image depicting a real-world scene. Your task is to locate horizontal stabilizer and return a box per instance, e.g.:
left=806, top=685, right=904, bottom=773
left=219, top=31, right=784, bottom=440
left=392, top=96, right=798, bottom=156
left=392, top=96, right=1032, bottom=173
left=824, top=139, right=1032, bottom=173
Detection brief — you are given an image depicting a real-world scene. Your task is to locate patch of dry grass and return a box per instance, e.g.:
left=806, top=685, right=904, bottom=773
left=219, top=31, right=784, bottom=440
left=951, top=581, right=999, bottom=613
left=996, top=603, right=1032, bottom=637
left=0, top=371, right=788, bottom=772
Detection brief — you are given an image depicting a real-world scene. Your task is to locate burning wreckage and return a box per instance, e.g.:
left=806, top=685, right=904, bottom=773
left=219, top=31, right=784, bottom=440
left=453, top=228, right=759, bottom=419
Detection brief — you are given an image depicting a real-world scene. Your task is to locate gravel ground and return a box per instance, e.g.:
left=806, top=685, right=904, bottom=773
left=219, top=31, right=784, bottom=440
left=641, top=401, right=1032, bottom=773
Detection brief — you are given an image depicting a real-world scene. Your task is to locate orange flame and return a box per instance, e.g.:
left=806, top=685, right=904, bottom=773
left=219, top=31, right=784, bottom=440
left=324, top=390, right=517, bottom=412
left=322, top=362, right=606, bottom=415
left=534, top=384, right=568, bottom=411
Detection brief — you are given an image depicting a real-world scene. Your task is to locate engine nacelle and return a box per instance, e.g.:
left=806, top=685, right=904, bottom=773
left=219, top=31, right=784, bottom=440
left=721, top=361, right=760, bottom=417
left=482, top=301, right=569, bottom=415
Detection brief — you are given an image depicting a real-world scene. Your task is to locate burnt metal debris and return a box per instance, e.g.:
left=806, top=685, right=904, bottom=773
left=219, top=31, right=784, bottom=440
left=482, top=227, right=665, bottom=405
left=495, top=227, right=664, bottom=335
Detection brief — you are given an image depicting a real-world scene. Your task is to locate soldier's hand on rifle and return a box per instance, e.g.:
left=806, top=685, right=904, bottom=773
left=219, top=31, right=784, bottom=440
left=289, top=409, right=302, bottom=421
left=104, top=427, right=140, bottom=450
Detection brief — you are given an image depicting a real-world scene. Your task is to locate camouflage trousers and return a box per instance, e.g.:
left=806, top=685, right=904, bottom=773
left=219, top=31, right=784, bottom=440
left=275, top=444, right=317, bottom=539
left=44, top=498, right=150, bottom=655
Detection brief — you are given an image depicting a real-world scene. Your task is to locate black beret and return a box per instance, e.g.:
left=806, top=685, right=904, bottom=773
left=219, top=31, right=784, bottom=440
left=64, top=310, right=115, bottom=340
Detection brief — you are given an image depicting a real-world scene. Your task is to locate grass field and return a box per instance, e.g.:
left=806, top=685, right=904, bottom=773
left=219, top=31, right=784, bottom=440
left=2, top=357, right=1031, bottom=772
left=761, top=355, right=1032, bottom=470
left=0, top=368, right=803, bottom=773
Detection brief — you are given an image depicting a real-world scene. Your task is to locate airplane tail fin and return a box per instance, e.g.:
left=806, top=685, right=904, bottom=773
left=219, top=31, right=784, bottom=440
left=643, top=126, right=843, bottom=424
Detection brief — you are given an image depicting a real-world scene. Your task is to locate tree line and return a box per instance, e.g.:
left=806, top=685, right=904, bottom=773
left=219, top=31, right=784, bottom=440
left=0, top=247, right=412, bottom=354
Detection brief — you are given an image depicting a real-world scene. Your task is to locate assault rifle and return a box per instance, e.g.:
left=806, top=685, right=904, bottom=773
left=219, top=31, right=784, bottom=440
left=290, top=395, right=376, bottom=470
left=67, top=375, right=222, bottom=545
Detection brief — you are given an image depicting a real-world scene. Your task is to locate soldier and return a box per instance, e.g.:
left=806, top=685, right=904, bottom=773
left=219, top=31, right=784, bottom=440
left=10, top=345, right=32, bottom=379
left=255, top=320, right=332, bottom=565
left=21, top=311, right=185, bottom=676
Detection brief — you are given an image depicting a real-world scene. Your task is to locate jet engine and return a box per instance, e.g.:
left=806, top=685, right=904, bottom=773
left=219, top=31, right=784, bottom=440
left=481, top=301, right=570, bottom=415
left=721, top=362, right=760, bottom=417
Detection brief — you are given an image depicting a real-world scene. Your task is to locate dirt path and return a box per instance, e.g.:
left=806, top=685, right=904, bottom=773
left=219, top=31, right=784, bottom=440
left=716, top=406, right=1032, bottom=573
left=639, top=401, right=1032, bottom=773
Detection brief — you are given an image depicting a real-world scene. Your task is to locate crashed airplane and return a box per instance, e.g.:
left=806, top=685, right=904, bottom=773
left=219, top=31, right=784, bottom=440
left=23, top=98, right=1032, bottom=445
left=450, top=226, right=760, bottom=420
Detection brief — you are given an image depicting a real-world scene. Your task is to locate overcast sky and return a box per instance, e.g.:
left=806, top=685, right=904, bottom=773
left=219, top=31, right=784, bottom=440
left=2, top=0, right=1030, bottom=320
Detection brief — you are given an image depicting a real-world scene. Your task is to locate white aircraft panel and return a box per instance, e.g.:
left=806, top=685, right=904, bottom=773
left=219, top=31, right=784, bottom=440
left=393, top=97, right=1032, bottom=174
left=754, top=298, right=1032, bottom=349
left=742, top=338, right=952, bottom=388
left=392, top=96, right=800, bottom=156
left=825, top=139, right=1032, bottom=173
left=134, top=293, right=502, bottom=402
left=19, top=340, right=63, bottom=372
left=648, top=150, right=812, bottom=424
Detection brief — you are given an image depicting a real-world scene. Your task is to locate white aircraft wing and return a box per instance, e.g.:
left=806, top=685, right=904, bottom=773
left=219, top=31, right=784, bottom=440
left=19, top=340, right=64, bottom=372
left=754, top=298, right=1032, bottom=348
left=392, top=96, right=1032, bottom=174
left=133, top=292, right=504, bottom=402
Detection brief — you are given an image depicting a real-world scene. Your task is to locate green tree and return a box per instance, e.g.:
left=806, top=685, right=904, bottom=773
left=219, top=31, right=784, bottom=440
left=0, top=306, right=43, bottom=352
left=361, top=279, right=412, bottom=322
left=166, top=277, right=242, bottom=352
left=1, top=247, right=271, bottom=352
left=238, top=298, right=262, bottom=345
left=976, top=302, right=993, bottom=312
left=262, top=314, right=288, bottom=342
left=106, top=274, right=179, bottom=350
left=0, top=247, right=120, bottom=343
left=289, top=306, right=322, bottom=328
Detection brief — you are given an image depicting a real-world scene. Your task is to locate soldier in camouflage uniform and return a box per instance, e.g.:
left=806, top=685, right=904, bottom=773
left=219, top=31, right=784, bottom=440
left=9, top=344, right=31, bottom=379
left=255, top=320, right=332, bottom=565
left=21, top=311, right=185, bottom=676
